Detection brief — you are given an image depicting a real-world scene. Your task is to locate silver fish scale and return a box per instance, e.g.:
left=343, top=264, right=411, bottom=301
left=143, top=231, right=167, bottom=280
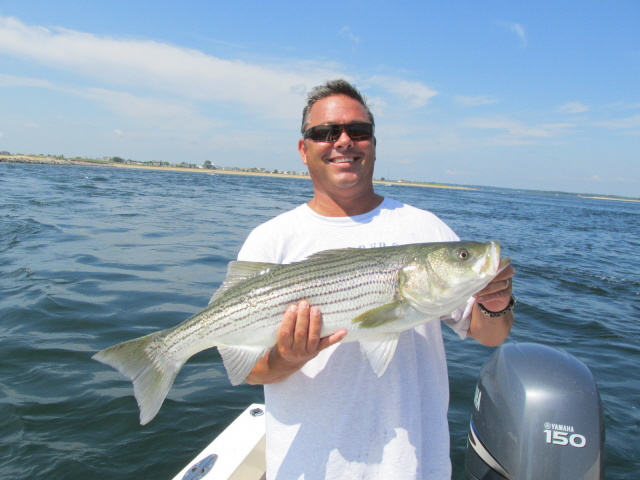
left=162, top=247, right=412, bottom=350
left=224, top=254, right=401, bottom=335
left=93, top=240, right=499, bottom=424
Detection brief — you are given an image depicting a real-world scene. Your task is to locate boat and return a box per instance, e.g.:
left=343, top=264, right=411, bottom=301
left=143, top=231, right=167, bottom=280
left=172, top=343, right=605, bottom=479
left=172, top=403, right=266, bottom=480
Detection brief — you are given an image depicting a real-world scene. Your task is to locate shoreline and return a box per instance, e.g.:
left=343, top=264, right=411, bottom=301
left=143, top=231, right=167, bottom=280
left=110, top=161, right=474, bottom=190
left=579, top=195, right=640, bottom=203
left=0, top=155, right=474, bottom=191
left=3, top=155, right=639, bottom=201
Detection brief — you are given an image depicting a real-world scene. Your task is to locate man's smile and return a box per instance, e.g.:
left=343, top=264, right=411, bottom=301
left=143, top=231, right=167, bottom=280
left=327, top=156, right=358, bottom=164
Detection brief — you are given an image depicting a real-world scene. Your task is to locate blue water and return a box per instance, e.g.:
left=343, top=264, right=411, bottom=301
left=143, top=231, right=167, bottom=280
left=1, top=163, right=638, bottom=479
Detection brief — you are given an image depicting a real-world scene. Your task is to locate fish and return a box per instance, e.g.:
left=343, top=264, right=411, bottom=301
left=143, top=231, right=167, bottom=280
left=93, top=241, right=509, bottom=424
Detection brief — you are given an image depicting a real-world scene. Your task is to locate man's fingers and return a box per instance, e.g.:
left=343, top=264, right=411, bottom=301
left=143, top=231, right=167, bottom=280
left=306, top=306, right=323, bottom=351
left=291, top=301, right=311, bottom=351
left=492, top=265, right=515, bottom=283
left=318, top=329, right=348, bottom=351
left=276, top=300, right=344, bottom=363
left=277, top=303, right=299, bottom=349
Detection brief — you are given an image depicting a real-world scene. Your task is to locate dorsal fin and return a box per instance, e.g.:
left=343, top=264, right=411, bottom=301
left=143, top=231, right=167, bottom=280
left=210, top=261, right=280, bottom=302
left=303, top=248, right=361, bottom=261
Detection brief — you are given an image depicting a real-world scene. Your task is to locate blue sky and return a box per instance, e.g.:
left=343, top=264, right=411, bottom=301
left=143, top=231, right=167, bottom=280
left=1, top=1, right=639, bottom=197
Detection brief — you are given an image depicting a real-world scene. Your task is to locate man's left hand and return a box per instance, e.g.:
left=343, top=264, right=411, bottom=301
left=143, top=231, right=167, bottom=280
left=474, top=264, right=515, bottom=313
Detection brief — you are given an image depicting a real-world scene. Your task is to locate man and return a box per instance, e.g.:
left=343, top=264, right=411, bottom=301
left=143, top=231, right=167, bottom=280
left=237, top=80, right=514, bottom=479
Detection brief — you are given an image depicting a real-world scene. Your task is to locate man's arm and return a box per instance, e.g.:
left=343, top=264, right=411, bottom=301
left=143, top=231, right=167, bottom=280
left=468, top=264, right=515, bottom=346
left=245, top=301, right=347, bottom=385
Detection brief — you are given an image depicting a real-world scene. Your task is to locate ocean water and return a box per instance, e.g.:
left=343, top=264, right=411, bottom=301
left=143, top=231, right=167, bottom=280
left=1, top=163, right=638, bottom=479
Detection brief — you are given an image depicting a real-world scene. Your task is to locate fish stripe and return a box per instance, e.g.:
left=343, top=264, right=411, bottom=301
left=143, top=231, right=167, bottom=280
left=93, top=241, right=503, bottom=424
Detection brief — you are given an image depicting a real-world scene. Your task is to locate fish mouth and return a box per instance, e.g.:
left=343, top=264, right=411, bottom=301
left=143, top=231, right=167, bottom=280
left=497, top=256, right=511, bottom=273
left=473, top=241, right=506, bottom=277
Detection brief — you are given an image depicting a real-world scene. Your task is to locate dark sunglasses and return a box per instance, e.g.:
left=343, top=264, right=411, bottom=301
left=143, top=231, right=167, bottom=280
left=303, top=122, right=374, bottom=143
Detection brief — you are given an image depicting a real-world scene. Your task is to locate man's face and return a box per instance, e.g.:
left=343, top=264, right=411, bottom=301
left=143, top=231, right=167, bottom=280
left=298, top=94, right=376, bottom=198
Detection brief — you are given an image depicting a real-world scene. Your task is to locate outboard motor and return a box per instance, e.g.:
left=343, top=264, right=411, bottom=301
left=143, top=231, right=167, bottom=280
left=465, top=343, right=604, bottom=479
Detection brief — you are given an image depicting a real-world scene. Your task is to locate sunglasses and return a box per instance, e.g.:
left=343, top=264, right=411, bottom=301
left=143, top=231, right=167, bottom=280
left=303, top=122, right=374, bottom=143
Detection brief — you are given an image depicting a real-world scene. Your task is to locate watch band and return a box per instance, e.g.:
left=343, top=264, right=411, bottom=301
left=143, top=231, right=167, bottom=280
left=477, top=294, right=516, bottom=317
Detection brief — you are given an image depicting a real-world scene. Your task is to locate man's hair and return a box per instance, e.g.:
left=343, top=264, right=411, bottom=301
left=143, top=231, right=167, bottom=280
left=301, top=79, right=375, bottom=134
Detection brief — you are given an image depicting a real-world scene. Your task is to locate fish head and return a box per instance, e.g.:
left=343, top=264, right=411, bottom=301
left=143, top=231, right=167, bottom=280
left=399, top=241, right=509, bottom=315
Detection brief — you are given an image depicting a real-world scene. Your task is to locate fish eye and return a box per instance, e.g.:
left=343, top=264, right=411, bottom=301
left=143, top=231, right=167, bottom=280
left=458, top=249, right=469, bottom=260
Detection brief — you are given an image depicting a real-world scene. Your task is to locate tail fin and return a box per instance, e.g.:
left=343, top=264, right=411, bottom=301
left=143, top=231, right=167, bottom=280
left=93, top=332, right=184, bottom=425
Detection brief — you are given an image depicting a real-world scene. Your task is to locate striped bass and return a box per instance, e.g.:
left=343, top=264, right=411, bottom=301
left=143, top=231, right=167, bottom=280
left=93, top=241, right=508, bottom=424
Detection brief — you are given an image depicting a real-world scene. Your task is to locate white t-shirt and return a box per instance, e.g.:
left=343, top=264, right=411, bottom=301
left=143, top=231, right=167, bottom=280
left=237, top=197, right=473, bottom=480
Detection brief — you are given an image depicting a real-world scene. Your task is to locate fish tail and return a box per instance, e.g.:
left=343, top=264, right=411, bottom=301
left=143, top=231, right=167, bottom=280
left=92, top=331, right=184, bottom=425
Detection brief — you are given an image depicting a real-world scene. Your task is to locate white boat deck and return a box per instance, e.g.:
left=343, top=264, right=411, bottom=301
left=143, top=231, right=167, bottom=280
left=171, top=403, right=266, bottom=480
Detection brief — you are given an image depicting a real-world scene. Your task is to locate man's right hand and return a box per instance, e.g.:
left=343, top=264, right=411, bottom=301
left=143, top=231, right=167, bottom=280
left=244, top=300, right=347, bottom=385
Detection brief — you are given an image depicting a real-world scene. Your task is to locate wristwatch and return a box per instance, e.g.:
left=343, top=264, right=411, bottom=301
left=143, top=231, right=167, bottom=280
left=477, top=295, right=516, bottom=317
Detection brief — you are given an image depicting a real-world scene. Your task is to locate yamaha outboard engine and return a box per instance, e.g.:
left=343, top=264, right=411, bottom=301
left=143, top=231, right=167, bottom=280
left=465, top=343, right=604, bottom=479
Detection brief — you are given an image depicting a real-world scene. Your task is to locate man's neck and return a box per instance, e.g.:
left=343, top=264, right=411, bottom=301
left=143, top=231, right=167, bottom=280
left=307, top=191, right=384, bottom=217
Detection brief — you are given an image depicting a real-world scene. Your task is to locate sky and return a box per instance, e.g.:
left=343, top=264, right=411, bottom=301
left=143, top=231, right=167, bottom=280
left=0, top=1, right=639, bottom=198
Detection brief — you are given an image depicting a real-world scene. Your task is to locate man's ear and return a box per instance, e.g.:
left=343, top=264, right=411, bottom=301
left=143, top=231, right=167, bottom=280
left=298, top=138, right=308, bottom=165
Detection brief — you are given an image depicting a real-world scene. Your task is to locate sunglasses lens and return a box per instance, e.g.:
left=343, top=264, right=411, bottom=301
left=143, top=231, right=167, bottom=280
left=316, top=125, right=342, bottom=142
left=304, top=123, right=373, bottom=142
left=346, top=123, right=373, bottom=140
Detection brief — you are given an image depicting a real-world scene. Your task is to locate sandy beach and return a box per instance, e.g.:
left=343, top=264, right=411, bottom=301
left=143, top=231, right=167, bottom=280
left=4, top=155, right=640, bottom=201
left=0, top=155, right=473, bottom=191
left=110, top=161, right=475, bottom=190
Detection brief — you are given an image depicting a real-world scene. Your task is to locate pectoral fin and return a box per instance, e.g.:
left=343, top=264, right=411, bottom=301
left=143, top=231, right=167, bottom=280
left=359, top=334, right=401, bottom=377
left=352, top=302, right=412, bottom=328
left=217, top=345, right=269, bottom=385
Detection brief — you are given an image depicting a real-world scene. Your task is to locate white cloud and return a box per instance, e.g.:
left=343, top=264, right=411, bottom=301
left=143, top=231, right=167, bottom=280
left=340, top=26, right=362, bottom=44
left=592, top=115, right=640, bottom=133
left=464, top=116, right=574, bottom=139
left=454, top=95, right=498, bottom=107
left=82, top=88, right=206, bottom=125
left=458, top=116, right=575, bottom=147
left=614, top=176, right=638, bottom=184
left=394, top=158, right=414, bottom=165
left=557, top=101, right=589, bottom=114
left=0, top=73, right=52, bottom=88
left=0, top=16, right=345, bottom=121
left=366, top=75, right=438, bottom=109
left=444, top=169, right=472, bottom=176
left=499, top=21, right=527, bottom=47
